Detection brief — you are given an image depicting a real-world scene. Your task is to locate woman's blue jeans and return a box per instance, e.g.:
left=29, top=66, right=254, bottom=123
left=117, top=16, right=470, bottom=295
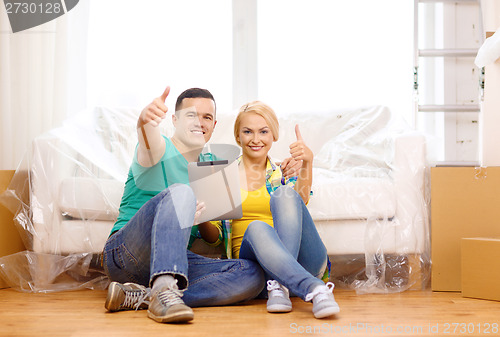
left=103, top=184, right=265, bottom=307
left=239, top=185, right=328, bottom=300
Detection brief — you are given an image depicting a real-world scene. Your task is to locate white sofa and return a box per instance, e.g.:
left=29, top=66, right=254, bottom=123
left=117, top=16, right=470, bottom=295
left=23, top=105, right=429, bottom=292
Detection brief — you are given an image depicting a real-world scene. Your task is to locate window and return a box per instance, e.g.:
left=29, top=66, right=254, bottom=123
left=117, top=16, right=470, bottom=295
left=257, top=0, right=414, bottom=123
left=86, top=0, right=232, bottom=113
left=86, top=0, right=414, bottom=125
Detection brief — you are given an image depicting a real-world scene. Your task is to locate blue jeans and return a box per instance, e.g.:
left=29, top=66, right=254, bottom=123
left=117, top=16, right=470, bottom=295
left=103, top=184, right=265, bottom=307
left=239, top=185, right=328, bottom=300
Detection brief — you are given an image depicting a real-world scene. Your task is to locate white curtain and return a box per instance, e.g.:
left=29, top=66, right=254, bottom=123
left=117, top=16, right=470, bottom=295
left=0, top=2, right=89, bottom=170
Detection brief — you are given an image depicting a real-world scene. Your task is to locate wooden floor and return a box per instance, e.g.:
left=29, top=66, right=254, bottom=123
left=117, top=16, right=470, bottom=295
left=1, top=287, right=500, bottom=337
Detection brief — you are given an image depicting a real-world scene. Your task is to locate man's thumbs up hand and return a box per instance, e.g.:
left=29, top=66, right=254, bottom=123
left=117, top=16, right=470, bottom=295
left=139, top=86, right=170, bottom=128
left=160, top=86, right=170, bottom=103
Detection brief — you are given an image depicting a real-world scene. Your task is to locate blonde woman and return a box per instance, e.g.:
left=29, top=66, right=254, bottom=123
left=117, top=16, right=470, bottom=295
left=200, top=101, right=339, bottom=318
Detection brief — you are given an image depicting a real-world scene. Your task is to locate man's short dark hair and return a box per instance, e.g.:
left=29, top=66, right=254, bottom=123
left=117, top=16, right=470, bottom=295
left=175, top=88, right=216, bottom=113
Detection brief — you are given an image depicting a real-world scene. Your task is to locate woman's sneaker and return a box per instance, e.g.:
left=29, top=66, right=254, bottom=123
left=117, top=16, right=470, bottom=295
left=305, top=282, right=340, bottom=318
left=105, top=282, right=151, bottom=312
left=266, top=280, right=292, bottom=313
left=147, top=283, right=194, bottom=323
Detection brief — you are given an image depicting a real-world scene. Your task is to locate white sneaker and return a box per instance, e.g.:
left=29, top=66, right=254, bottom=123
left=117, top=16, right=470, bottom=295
left=305, top=282, right=340, bottom=318
left=266, top=280, right=292, bottom=313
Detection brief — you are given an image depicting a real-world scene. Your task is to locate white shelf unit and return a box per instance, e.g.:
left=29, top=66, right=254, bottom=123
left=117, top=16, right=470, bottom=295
left=413, top=0, right=484, bottom=163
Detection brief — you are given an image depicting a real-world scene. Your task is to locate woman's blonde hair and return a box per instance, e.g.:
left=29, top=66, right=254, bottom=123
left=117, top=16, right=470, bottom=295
left=234, top=101, right=279, bottom=144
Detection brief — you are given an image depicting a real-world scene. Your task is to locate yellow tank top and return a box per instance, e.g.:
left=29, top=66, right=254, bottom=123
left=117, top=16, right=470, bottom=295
left=231, top=184, right=274, bottom=258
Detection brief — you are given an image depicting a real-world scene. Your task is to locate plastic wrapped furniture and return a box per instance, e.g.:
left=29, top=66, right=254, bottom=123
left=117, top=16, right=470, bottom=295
left=0, top=105, right=429, bottom=293
left=0, top=107, right=141, bottom=292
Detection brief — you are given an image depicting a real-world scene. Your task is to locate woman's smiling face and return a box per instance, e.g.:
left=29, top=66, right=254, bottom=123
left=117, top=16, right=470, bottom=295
left=236, top=113, right=274, bottom=161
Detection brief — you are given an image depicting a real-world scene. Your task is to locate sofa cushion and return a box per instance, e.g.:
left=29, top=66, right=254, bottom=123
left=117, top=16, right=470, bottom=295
left=59, top=219, right=114, bottom=254
left=308, top=168, right=396, bottom=220
left=314, top=219, right=398, bottom=255
left=314, top=106, right=392, bottom=171
left=58, top=177, right=124, bottom=221
left=211, top=107, right=388, bottom=161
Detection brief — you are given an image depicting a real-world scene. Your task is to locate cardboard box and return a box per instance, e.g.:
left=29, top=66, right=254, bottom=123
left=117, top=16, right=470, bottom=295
left=462, top=237, right=500, bottom=301
left=431, top=167, right=500, bottom=291
left=0, top=170, right=26, bottom=289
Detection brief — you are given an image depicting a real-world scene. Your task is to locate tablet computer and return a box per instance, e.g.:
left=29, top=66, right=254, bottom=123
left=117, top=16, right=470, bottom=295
left=188, top=160, right=242, bottom=223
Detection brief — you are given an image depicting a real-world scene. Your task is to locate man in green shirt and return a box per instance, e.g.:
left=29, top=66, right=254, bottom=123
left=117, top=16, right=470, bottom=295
left=102, top=87, right=265, bottom=323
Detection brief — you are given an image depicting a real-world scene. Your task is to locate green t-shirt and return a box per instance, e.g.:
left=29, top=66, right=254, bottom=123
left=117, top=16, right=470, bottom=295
left=111, top=136, right=213, bottom=235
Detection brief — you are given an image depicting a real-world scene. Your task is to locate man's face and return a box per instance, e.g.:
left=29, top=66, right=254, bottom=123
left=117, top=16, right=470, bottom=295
left=172, top=97, right=217, bottom=148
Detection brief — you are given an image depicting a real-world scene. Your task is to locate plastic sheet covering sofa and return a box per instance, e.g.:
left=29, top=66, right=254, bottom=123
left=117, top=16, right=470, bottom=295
left=0, top=105, right=430, bottom=293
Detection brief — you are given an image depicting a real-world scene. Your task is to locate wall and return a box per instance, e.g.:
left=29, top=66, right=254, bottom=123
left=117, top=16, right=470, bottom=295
left=479, top=0, right=500, bottom=166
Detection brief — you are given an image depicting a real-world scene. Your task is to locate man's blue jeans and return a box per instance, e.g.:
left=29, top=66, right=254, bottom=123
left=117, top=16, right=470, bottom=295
left=239, top=185, right=328, bottom=300
left=103, top=184, right=265, bottom=307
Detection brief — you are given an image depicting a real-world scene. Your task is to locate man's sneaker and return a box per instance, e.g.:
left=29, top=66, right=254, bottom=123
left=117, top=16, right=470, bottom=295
left=147, top=283, right=194, bottom=323
left=266, top=280, right=292, bottom=313
left=105, top=282, right=151, bottom=312
left=305, top=282, right=340, bottom=318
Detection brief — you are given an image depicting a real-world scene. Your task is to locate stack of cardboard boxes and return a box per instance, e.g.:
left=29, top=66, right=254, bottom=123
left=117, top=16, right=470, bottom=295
left=432, top=20, right=500, bottom=301
left=431, top=167, right=500, bottom=301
